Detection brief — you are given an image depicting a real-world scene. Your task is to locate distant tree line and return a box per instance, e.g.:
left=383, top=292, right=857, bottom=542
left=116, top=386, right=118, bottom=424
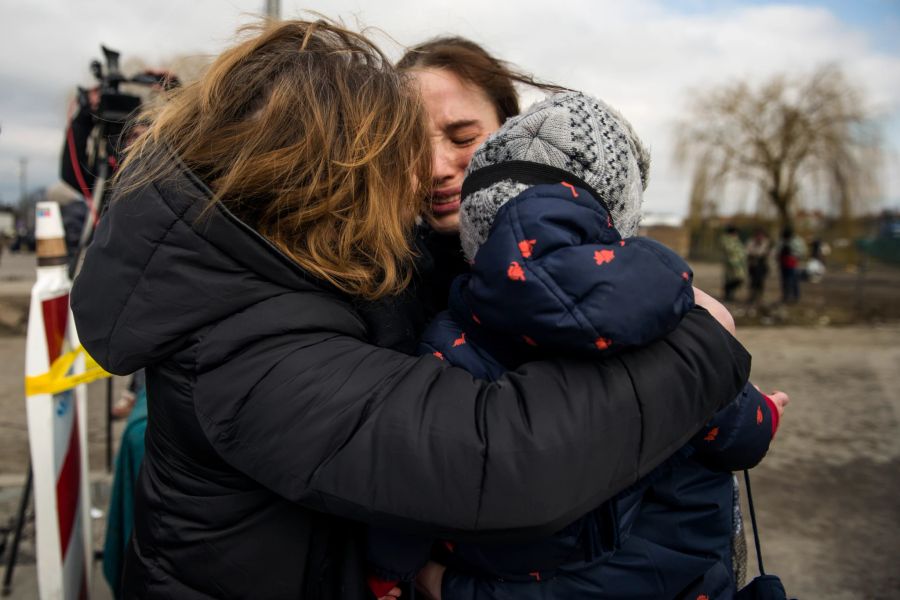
left=676, top=65, right=882, bottom=239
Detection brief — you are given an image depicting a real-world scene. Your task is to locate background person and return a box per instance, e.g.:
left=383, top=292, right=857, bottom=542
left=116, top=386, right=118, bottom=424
left=746, top=227, right=772, bottom=305
left=805, top=237, right=828, bottom=283
left=72, top=21, right=751, bottom=598
left=43, top=181, right=88, bottom=269
left=721, top=224, right=748, bottom=302
left=778, top=227, right=807, bottom=303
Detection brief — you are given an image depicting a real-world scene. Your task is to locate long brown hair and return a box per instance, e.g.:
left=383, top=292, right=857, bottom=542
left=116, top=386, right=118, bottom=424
left=118, top=19, right=431, bottom=300
left=397, top=36, right=564, bottom=123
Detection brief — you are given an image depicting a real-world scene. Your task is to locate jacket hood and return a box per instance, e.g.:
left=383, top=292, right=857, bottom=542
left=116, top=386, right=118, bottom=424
left=448, top=183, right=694, bottom=362
left=71, top=155, right=343, bottom=375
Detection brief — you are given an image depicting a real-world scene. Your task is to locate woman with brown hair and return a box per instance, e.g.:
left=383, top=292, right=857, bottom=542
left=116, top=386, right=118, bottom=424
left=72, top=21, right=749, bottom=598
left=394, top=37, right=559, bottom=322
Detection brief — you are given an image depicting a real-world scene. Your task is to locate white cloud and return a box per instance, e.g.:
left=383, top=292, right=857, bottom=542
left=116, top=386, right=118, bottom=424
left=1, top=0, right=898, bottom=213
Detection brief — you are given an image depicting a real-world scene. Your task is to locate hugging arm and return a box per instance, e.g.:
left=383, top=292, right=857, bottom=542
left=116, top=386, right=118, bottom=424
left=193, top=306, right=749, bottom=539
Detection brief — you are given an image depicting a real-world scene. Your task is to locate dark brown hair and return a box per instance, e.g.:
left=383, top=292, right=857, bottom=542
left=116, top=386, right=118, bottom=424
left=397, top=36, right=563, bottom=123
left=117, top=19, right=431, bottom=300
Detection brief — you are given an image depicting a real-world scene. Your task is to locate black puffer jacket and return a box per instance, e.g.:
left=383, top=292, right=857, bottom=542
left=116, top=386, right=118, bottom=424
left=71, top=156, right=751, bottom=599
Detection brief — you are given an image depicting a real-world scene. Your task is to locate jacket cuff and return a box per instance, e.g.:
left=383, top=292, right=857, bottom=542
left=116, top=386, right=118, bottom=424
left=367, top=574, right=399, bottom=598
left=763, top=394, right=780, bottom=436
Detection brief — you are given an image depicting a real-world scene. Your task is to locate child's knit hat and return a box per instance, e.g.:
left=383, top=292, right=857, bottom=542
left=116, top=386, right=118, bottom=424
left=459, top=91, right=650, bottom=261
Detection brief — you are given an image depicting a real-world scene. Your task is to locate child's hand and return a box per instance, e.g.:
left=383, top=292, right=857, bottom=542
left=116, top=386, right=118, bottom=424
left=766, top=389, right=790, bottom=418
left=753, top=384, right=789, bottom=419
left=415, top=561, right=446, bottom=600
left=693, top=287, right=736, bottom=335
left=753, top=384, right=789, bottom=437
left=377, top=588, right=402, bottom=600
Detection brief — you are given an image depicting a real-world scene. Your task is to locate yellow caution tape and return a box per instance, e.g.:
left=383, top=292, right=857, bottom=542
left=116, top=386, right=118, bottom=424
left=25, top=346, right=112, bottom=397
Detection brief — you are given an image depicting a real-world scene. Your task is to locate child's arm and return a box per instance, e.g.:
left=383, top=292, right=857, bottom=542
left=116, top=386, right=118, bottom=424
left=418, top=310, right=508, bottom=381
left=690, top=287, right=789, bottom=470
left=690, top=383, right=788, bottom=471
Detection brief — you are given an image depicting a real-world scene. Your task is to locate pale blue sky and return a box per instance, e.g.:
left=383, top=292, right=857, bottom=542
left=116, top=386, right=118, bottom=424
left=667, top=0, right=900, bottom=49
left=1, top=0, right=898, bottom=215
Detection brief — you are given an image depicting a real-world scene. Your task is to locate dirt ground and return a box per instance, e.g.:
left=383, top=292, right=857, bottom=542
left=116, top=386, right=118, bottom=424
left=1, top=251, right=898, bottom=599
left=733, top=325, right=900, bottom=599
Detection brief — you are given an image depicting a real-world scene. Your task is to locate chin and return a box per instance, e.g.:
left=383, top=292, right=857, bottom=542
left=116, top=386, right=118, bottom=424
left=427, top=212, right=460, bottom=235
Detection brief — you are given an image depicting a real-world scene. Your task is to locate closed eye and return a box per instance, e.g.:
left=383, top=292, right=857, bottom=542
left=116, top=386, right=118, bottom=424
left=452, top=136, right=478, bottom=147
left=445, top=120, right=482, bottom=148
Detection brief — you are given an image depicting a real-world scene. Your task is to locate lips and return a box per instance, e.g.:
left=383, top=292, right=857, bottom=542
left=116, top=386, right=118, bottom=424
left=431, top=187, right=461, bottom=216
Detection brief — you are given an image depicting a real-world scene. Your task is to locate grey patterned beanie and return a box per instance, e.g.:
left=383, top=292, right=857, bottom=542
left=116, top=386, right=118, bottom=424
left=459, top=91, right=650, bottom=261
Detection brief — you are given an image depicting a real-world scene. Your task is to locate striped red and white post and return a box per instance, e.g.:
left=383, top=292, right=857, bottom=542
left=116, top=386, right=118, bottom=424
left=25, top=201, right=92, bottom=599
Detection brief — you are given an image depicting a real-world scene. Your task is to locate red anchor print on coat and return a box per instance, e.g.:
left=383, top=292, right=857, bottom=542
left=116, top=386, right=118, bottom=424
left=433, top=351, right=444, bottom=360
left=704, top=427, right=719, bottom=442
left=453, top=333, right=466, bottom=347
left=523, top=335, right=538, bottom=347
left=508, top=261, right=526, bottom=281
left=518, top=239, right=537, bottom=258
left=594, top=249, right=615, bottom=265
left=757, top=406, right=764, bottom=425
left=595, top=337, right=612, bottom=350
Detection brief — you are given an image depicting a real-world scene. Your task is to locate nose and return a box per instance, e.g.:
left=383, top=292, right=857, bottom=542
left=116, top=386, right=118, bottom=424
left=431, top=142, right=456, bottom=185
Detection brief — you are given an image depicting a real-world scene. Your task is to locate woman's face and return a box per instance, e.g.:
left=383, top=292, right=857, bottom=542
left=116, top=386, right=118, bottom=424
left=413, top=68, right=502, bottom=235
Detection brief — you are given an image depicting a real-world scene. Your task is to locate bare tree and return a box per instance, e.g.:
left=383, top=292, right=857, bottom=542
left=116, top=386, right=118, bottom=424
left=676, top=65, right=881, bottom=233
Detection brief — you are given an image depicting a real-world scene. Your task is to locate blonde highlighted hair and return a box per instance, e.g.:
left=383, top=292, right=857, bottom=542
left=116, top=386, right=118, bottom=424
left=119, top=19, right=431, bottom=299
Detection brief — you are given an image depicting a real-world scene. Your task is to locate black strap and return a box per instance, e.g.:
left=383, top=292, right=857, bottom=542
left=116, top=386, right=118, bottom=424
left=743, top=469, right=766, bottom=576
left=460, top=161, right=613, bottom=228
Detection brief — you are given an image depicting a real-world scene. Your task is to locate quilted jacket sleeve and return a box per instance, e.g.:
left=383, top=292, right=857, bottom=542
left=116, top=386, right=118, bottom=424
left=689, top=382, right=775, bottom=471
left=192, top=306, right=750, bottom=540
left=418, top=310, right=508, bottom=381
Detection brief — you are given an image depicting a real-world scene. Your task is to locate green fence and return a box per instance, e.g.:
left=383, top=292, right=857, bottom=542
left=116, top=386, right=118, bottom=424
left=857, top=237, right=900, bottom=266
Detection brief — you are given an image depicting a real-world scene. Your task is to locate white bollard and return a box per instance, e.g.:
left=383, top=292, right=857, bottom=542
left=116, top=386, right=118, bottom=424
left=24, top=201, right=92, bottom=600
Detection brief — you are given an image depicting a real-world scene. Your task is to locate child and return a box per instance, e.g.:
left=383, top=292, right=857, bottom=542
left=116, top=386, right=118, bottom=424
left=367, top=92, right=783, bottom=599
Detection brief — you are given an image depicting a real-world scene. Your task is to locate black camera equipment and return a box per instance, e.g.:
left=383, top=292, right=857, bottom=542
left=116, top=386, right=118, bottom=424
left=88, top=47, right=142, bottom=163
left=76, top=45, right=179, bottom=228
